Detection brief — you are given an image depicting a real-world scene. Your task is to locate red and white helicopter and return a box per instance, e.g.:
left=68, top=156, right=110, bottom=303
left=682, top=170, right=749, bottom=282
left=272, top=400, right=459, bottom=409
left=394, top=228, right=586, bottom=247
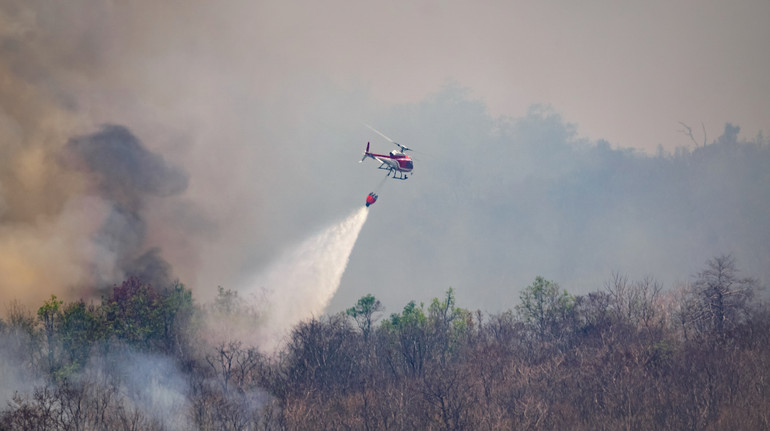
left=360, top=125, right=414, bottom=180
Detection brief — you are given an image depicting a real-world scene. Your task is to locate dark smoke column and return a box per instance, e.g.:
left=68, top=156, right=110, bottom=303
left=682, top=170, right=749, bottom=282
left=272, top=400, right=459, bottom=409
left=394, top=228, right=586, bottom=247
left=64, top=124, right=188, bottom=288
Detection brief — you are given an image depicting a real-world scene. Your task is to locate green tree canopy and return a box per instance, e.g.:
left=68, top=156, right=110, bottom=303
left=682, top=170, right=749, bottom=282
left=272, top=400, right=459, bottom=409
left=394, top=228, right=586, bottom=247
left=516, top=276, right=575, bottom=341
left=346, top=294, right=383, bottom=341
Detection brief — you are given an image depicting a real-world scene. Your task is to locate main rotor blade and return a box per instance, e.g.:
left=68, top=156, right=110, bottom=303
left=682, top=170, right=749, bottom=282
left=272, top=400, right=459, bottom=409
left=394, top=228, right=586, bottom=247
left=364, top=123, right=397, bottom=144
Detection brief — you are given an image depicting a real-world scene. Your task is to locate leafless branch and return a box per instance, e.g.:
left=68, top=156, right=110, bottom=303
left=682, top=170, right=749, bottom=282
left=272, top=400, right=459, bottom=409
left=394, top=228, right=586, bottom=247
left=678, top=121, right=707, bottom=147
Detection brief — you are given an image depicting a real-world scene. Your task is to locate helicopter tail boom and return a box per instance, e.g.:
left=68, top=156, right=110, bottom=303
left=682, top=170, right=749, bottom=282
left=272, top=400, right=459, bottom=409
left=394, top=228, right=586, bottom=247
left=360, top=142, right=371, bottom=162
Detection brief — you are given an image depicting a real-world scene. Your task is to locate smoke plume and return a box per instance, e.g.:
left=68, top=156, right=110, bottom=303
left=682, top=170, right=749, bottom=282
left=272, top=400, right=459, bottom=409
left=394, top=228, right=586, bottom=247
left=0, top=121, right=188, bottom=304
left=63, top=124, right=188, bottom=289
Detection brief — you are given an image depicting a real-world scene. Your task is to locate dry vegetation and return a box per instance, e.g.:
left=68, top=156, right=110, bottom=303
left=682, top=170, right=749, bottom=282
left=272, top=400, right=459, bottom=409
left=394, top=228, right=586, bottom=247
left=1, top=255, right=768, bottom=430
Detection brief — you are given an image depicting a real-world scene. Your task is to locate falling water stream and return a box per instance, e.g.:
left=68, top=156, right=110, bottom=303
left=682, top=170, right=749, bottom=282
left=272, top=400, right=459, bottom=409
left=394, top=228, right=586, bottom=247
left=243, top=207, right=369, bottom=351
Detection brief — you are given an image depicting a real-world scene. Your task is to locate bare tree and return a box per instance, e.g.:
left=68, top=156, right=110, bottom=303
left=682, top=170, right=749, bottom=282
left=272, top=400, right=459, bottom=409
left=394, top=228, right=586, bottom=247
left=693, top=254, right=757, bottom=336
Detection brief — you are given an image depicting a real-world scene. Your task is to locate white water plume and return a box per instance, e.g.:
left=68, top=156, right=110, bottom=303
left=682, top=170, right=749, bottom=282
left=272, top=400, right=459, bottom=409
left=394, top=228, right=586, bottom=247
left=243, top=207, right=369, bottom=351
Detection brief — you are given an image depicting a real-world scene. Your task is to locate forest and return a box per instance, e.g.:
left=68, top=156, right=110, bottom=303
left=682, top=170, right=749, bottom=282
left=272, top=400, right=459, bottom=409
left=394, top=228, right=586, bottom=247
left=1, top=254, right=768, bottom=430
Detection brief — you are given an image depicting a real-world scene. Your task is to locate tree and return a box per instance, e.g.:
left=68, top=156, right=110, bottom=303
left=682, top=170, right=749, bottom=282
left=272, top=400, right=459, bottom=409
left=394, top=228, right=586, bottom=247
left=692, top=254, right=757, bottom=336
left=158, top=283, right=196, bottom=356
left=37, top=295, right=63, bottom=375
left=3, top=300, right=40, bottom=375
left=346, top=294, right=384, bottom=342
left=427, top=288, right=473, bottom=359
left=427, top=288, right=468, bottom=332
left=102, top=277, right=163, bottom=347
left=381, top=301, right=428, bottom=377
left=516, top=276, right=575, bottom=342
left=101, top=278, right=195, bottom=353
left=60, top=300, right=101, bottom=372
left=604, top=273, right=664, bottom=333
left=281, top=314, right=356, bottom=395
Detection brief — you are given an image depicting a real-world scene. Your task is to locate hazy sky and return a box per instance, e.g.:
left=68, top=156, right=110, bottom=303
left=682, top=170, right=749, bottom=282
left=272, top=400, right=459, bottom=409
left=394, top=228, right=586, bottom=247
left=217, top=0, right=770, bottom=152
left=1, top=0, right=768, bottom=317
left=277, top=0, right=770, bottom=152
left=63, top=0, right=768, bottom=152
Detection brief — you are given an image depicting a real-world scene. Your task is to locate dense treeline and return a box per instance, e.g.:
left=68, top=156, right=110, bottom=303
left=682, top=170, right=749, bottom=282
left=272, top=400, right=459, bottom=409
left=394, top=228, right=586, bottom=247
left=1, top=255, right=768, bottom=430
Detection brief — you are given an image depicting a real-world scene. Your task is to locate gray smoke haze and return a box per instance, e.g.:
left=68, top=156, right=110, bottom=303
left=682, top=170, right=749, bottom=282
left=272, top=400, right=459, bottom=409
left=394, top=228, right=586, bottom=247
left=105, top=348, right=192, bottom=431
left=332, top=105, right=770, bottom=313
left=0, top=0, right=768, bottom=319
left=0, top=337, right=194, bottom=430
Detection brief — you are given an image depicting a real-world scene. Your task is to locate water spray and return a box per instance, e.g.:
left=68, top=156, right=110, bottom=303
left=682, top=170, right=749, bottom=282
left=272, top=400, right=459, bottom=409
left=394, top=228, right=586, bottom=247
left=240, top=207, right=369, bottom=352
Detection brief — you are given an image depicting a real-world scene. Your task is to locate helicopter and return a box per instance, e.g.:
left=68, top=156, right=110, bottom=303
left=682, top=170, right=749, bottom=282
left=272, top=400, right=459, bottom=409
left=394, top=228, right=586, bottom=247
left=360, top=125, right=414, bottom=180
